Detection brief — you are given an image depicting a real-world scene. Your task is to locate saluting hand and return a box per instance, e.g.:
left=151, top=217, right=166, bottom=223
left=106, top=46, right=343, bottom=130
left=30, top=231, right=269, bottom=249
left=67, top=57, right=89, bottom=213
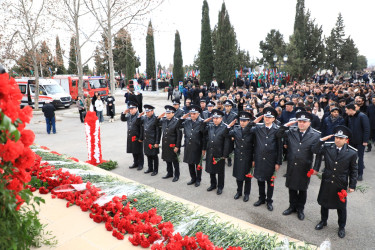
left=253, top=115, right=264, bottom=124
left=138, top=112, right=144, bottom=117
left=204, top=117, right=213, bottom=123
left=228, top=119, right=236, bottom=127
left=158, top=112, right=165, bottom=119
left=124, top=109, right=130, bottom=114
left=182, top=113, right=190, bottom=119
left=284, top=120, right=297, bottom=127
left=321, top=134, right=334, bottom=141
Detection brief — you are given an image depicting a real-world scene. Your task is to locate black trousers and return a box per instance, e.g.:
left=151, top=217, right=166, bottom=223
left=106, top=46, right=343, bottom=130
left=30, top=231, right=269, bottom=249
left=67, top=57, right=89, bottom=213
left=132, top=153, right=144, bottom=167
left=227, top=156, right=232, bottom=165
left=166, top=161, right=179, bottom=177
left=210, top=172, right=224, bottom=189
left=257, top=180, right=274, bottom=203
left=146, top=155, right=158, bottom=172
left=236, top=179, right=251, bottom=195
left=188, top=164, right=202, bottom=182
left=321, top=206, right=347, bottom=228
left=289, top=189, right=307, bottom=211
left=79, top=109, right=85, bottom=123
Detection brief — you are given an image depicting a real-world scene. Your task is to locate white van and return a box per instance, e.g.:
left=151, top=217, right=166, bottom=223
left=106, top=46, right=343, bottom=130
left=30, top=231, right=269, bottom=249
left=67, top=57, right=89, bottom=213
left=16, top=78, right=72, bottom=109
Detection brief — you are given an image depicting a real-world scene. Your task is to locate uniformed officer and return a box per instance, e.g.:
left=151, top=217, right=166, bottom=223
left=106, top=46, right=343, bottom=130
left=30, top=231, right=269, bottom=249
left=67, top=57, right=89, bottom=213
left=179, top=105, right=206, bottom=187
left=172, top=100, right=184, bottom=119
left=157, top=105, right=183, bottom=182
left=200, top=99, right=207, bottom=112
left=313, top=125, right=358, bottom=239
left=201, top=101, right=215, bottom=120
left=223, top=100, right=237, bottom=167
left=121, top=101, right=144, bottom=170
left=276, top=111, right=321, bottom=220
left=204, top=109, right=233, bottom=195
left=228, top=111, right=254, bottom=202
left=250, top=107, right=282, bottom=211
left=137, top=104, right=161, bottom=176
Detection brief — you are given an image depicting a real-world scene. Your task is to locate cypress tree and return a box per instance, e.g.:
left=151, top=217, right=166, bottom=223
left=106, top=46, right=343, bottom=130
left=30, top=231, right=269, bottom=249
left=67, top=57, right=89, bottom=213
left=199, top=0, right=214, bottom=85
left=173, top=30, right=184, bottom=85
left=213, top=2, right=236, bottom=89
left=146, top=21, right=156, bottom=79
left=67, top=36, right=77, bottom=74
left=55, top=36, right=66, bottom=74
left=39, top=41, right=54, bottom=77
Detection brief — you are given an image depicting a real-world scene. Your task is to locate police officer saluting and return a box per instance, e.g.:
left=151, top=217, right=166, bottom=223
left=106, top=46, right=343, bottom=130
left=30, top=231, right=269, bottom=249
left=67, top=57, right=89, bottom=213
left=276, top=111, right=321, bottom=220
left=172, top=100, right=184, bottom=119
left=250, top=107, right=282, bottom=211
left=157, top=105, right=182, bottom=182
left=121, top=101, right=144, bottom=170
left=179, top=105, right=206, bottom=187
left=229, top=111, right=254, bottom=202
left=201, top=101, right=215, bottom=119
left=313, top=125, right=358, bottom=239
left=204, top=109, right=233, bottom=195
left=137, top=105, right=161, bottom=176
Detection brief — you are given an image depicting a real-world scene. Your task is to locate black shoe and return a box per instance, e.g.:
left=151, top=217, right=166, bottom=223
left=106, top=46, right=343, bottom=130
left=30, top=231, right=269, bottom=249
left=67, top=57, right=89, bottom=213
left=315, top=221, right=327, bottom=230
left=195, top=181, right=200, bottom=187
left=282, top=207, right=296, bottom=216
left=129, top=165, right=137, bottom=169
left=253, top=199, right=265, bottom=207
left=207, top=186, right=216, bottom=192
left=243, top=194, right=249, bottom=202
left=137, top=166, right=143, bottom=171
left=283, top=173, right=287, bottom=177
left=217, top=189, right=223, bottom=195
left=338, top=228, right=345, bottom=238
left=297, top=210, right=305, bottom=220
left=151, top=172, right=158, bottom=176
left=358, top=175, right=363, bottom=181
left=187, top=180, right=196, bottom=185
left=144, top=169, right=152, bottom=174
left=366, top=149, right=371, bottom=152
left=162, top=175, right=173, bottom=179
left=227, top=161, right=232, bottom=167
left=172, top=177, right=179, bottom=182
left=234, top=192, right=242, bottom=200
left=267, top=203, right=273, bottom=211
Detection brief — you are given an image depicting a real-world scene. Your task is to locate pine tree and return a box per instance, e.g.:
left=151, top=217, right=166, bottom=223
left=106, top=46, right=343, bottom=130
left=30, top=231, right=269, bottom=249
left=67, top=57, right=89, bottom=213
left=326, top=13, right=346, bottom=72
left=173, top=30, right=184, bottom=85
left=113, top=28, right=137, bottom=81
left=55, top=36, right=66, bottom=74
left=67, top=36, right=77, bottom=74
left=199, top=0, right=214, bottom=85
left=259, top=29, right=286, bottom=67
left=39, top=41, right=54, bottom=77
left=213, top=2, right=236, bottom=89
left=146, top=21, right=156, bottom=79
left=94, top=46, right=106, bottom=76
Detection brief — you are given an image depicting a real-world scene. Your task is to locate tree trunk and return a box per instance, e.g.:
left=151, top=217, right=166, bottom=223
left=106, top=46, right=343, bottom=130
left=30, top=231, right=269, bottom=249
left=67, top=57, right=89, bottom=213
left=75, top=17, right=84, bottom=99
left=107, top=0, right=115, bottom=95
left=31, top=40, right=40, bottom=111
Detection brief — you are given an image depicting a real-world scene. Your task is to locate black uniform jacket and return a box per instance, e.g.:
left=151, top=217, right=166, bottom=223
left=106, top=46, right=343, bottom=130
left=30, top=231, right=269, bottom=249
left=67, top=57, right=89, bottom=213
left=276, top=126, right=321, bottom=191
left=121, top=112, right=143, bottom=154
left=158, top=116, right=182, bottom=162
left=137, top=114, right=161, bottom=156
left=313, top=141, right=358, bottom=209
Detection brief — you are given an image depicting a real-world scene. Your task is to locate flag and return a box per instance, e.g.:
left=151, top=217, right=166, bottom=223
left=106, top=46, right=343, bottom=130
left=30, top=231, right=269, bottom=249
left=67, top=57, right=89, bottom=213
left=235, top=70, right=238, bottom=78
left=30, top=69, right=34, bottom=75
left=12, top=71, right=19, bottom=76
left=192, top=70, right=195, bottom=77
left=240, top=67, right=243, bottom=77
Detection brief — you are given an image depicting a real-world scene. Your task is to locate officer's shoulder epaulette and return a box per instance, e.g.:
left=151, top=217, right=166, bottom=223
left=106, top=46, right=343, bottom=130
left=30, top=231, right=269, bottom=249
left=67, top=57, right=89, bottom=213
left=348, top=145, right=358, bottom=152
left=312, top=128, right=321, bottom=134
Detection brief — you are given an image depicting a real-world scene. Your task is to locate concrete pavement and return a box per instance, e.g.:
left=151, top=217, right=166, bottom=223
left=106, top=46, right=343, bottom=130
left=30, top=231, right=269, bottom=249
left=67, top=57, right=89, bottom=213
left=29, top=89, right=375, bottom=249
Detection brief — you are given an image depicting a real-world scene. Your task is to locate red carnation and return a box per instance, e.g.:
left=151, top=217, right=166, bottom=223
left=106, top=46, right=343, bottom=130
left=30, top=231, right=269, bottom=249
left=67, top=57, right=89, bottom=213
left=148, top=144, right=153, bottom=149
left=213, top=157, right=217, bottom=165
left=0, top=139, right=24, bottom=163
left=245, top=173, right=253, bottom=178
left=169, top=144, right=176, bottom=148
left=131, top=136, right=137, bottom=142
left=307, top=169, right=314, bottom=178
left=338, top=189, right=347, bottom=203
left=20, top=129, right=35, bottom=147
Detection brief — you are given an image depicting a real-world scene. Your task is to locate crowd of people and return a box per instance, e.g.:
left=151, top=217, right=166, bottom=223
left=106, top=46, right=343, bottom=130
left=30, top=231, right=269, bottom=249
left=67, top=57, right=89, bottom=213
left=121, top=75, right=374, bottom=239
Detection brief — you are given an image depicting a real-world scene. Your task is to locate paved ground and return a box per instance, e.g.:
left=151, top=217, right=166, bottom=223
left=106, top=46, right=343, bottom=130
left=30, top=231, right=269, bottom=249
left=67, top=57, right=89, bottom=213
left=29, top=89, right=375, bottom=249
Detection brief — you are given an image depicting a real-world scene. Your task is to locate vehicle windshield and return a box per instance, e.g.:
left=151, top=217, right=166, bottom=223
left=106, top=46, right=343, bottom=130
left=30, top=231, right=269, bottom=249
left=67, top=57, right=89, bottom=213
left=89, top=79, right=107, bottom=89
left=43, top=84, right=66, bottom=94
left=30, top=85, right=47, bottom=95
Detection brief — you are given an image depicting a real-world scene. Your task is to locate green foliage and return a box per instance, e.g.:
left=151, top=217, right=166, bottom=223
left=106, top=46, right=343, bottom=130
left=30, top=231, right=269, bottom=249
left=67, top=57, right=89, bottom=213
left=55, top=36, right=66, bottom=74
left=259, top=29, right=286, bottom=67
left=97, top=160, right=118, bottom=171
left=173, top=30, right=184, bottom=84
left=325, top=13, right=346, bottom=72
left=213, top=2, right=237, bottom=89
left=199, top=0, right=214, bottom=85
left=67, top=36, right=77, bottom=74
left=39, top=41, right=54, bottom=77
left=146, top=21, right=156, bottom=79
left=355, top=55, right=367, bottom=70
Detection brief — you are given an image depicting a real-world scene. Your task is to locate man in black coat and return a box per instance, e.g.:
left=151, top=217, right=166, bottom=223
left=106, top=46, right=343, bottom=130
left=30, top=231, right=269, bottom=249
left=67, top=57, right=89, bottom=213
left=276, top=111, right=321, bottom=220
left=223, top=100, right=237, bottom=167
left=121, top=101, right=144, bottom=170
left=228, top=111, right=254, bottom=202
left=42, top=100, right=56, bottom=134
left=172, top=100, right=184, bottom=119
left=278, top=102, right=296, bottom=125
left=157, top=105, right=183, bottom=182
left=137, top=105, right=161, bottom=176
left=313, top=125, right=358, bottom=239
left=204, top=109, right=232, bottom=195
left=345, top=103, right=370, bottom=181
left=250, top=107, right=282, bottom=211
left=321, top=107, right=345, bottom=141
left=179, top=105, right=206, bottom=187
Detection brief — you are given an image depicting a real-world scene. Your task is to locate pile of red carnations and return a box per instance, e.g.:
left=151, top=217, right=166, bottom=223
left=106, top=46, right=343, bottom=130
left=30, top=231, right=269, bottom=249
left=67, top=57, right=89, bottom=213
left=29, top=149, right=242, bottom=249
